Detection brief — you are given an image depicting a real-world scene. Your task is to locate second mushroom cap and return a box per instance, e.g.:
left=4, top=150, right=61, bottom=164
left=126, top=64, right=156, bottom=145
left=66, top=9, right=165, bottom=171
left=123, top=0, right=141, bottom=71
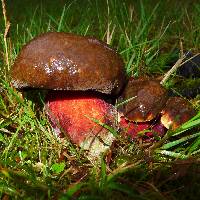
left=120, top=78, right=169, bottom=122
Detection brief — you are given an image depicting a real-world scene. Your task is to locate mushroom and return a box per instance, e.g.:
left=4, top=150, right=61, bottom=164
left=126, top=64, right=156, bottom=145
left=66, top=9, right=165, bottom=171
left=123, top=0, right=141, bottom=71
left=11, top=32, right=127, bottom=159
left=11, top=32, right=126, bottom=94
left=161, top=97, right=196, bottom=130
left=118, top=78, right=169, bottom=140
left=119, top=78, right=196, bottom=140
left=120, top=78, right=169, bottom=122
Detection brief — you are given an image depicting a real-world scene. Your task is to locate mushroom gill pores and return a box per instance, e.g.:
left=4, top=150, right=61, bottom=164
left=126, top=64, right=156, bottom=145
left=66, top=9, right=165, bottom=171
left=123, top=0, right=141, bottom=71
left=11, top=32, right=127, bottom=158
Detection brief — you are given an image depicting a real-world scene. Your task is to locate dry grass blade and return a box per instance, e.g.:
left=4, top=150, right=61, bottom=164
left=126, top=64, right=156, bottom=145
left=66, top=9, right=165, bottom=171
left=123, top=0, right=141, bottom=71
left=1, top=0, right=11, bottom=68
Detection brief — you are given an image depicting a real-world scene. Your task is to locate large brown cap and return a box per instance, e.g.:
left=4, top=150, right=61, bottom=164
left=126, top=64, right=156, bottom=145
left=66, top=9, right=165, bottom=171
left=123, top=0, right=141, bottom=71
left=120, top=78, right=169, bottom=122
left=11, top=32, right=127, bottom=95
left=161, top=97, right=196, bottom=130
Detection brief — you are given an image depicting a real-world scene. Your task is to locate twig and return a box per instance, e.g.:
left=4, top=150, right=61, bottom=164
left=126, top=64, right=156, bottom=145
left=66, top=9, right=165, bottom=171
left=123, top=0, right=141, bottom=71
left=179, top=53, right=200, bottom=67
left=160, top=54, right=186, bottom=85
left=161, top=53, right=200, bottom=86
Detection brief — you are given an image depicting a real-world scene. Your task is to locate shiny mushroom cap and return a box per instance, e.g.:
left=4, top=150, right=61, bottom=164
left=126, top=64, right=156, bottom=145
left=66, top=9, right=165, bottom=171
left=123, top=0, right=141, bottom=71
left=161, top=97, right=196, bottom=130
left=120, top=78, right=169, bottom=122
left=11, top=32, right=127, bottom=95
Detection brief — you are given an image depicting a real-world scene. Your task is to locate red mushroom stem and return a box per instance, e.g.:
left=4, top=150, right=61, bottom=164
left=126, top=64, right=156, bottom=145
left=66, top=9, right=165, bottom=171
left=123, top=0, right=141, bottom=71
left=45, top=91, right=117, bottom=157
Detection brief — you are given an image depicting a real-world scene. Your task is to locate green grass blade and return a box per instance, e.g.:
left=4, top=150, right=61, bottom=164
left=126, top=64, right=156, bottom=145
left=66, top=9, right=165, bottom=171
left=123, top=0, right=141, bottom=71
left=171, top=112, right=200, bottom=137
left=155, top=150, right=188, bottom=159
left=57, top=4, right=67, bottom=32
left=161, top=132, right=200, bottom=150
left=107, top=182, right=147, bottom=199
left=84, top=115, right=118, bottom=137
left=187, top=136, right=200, bottom=154
left=99, top=157, right=107, bottom=189
left=59, top=183, right=87, bottom=200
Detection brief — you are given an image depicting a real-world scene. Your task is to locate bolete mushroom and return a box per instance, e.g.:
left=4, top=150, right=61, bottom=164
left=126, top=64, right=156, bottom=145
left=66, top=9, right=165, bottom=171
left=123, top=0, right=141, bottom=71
left=120, top=78, right=169, bottom=122
left=119, top=78, right=169, bottom=139
left=11, top=32, right=127, bottom=159
left=119, top=78, right=196, bottom=139
left=161, top=97, right=196, bottom=130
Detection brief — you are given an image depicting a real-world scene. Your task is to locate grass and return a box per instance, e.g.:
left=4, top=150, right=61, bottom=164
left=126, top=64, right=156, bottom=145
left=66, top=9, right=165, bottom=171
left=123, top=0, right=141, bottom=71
left=0, top=0, right=200, bottom=199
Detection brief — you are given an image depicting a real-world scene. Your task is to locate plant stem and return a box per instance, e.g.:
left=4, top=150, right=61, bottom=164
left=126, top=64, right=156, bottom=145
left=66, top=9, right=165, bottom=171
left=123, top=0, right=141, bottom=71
left=1, top=0, right=11, bottom=69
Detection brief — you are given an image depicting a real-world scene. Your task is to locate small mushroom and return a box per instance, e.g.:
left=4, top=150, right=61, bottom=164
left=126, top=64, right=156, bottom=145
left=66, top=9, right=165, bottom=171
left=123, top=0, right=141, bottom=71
left=119, top=78, right=168, bottom=140
left=119, top=78, right=197, bottom=140
left=11, top=32, right=127, bottom=159
left=120, top=78, right=169, bottom=122
left=161, top=97, right=196, bottom=130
